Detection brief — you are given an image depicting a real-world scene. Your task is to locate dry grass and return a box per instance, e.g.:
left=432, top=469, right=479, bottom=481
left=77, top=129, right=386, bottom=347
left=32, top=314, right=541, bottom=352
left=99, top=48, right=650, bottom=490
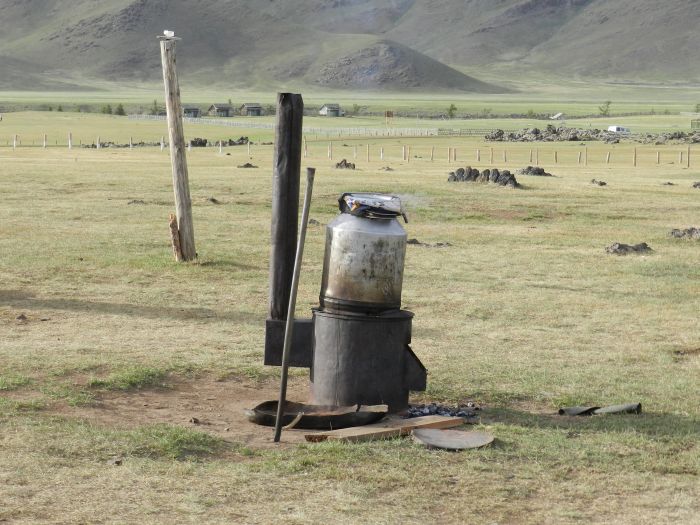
left=0, top=117, right=698, bottom=524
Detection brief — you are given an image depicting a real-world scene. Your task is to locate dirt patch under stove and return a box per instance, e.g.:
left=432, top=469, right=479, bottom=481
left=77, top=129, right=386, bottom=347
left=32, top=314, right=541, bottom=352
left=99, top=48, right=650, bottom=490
left=53, top=375, right=315, bottom=449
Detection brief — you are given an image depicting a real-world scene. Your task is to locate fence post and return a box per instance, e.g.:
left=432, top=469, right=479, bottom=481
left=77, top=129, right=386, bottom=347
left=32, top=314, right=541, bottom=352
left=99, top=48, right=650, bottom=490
left=366, top=144, right=370, bottom=162
left=688, top=146, right=691, bottom=168
left=477, top=148, right=480, bottom=162
left=160, top=33, right=196, bottom=261
left=68, top=132, right=72, bottom=149
left=535, top=148, right=539, bottom=165
left=554, top=151, right=558, bottom=164
left=43, top=134, right=47, bottom=149
left=585, top=146, right=588, bottom=166
left=503, top=150, right=507, bottom=163
left=633, top=147, right=637, bottom=167
left=656, top=151, right=660, bottom=164
left=269, top=93, right=304, bottom=320
left=577, top=151, right=581, bottom=164
left=97, top=136, right=101, bottom=150
left=13, top=134, right=17, bottom=150
left=430, top=146, right=434, bottom=161
left=606, top=152, right=610, bottom=164
left=407, top=145, right=411, bottom=163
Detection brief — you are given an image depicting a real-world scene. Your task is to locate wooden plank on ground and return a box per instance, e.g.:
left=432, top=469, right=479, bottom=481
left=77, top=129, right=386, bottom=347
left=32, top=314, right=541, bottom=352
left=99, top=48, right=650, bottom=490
left=305, top=415, right=464, bottom=443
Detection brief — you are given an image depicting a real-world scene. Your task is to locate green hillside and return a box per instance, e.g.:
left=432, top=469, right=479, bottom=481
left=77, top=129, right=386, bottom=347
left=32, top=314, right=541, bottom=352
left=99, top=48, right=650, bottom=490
left=0, top=0, right=697, bottom=91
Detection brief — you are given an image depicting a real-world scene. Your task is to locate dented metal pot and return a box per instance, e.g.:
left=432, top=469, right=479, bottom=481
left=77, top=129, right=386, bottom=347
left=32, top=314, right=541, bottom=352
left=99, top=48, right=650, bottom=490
left=319, top=205, right=407, bottom=313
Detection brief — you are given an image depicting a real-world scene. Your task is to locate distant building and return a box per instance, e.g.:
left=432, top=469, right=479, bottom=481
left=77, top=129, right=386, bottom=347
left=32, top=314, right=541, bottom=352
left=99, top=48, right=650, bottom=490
left=240, top=103, right=263, bottom=116
left=207, top=104, right=232, bottom=117
left=319, top=103, right=342, bottom=117
left=183, top=106, right=201, bottom=118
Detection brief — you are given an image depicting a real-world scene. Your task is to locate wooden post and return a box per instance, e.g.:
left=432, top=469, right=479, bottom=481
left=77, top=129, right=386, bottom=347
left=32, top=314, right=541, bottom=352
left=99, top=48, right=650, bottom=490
left=303, top=136, right=308, bottom=158
left=585, top=146, right=588, bottom=166
left=477, top=148, right=480, bottom=162
left=354, top=145, right=357, bottom=160
left=535, top=148, right=539, bottom=165
left=269, top=93, right=303, bottom=321
left=529, top=149, right=532, bottom=163
left=447, top=147, right=451, bottom=163
left=687, top=146, right=691, bottom=168
left=188, top=140, right=191, bottom=152
left=490, top=147, right=493, bottom=164
left=679, top=151, right=683, bottom=165
left=453, top=147, right=457, bottom=162
left=13, top=134, right=17, bottom=150
left=380, top=147, right=384, bottom=160
left=219, top=140, right=222, bottom=154
left=554, top=151, right=558, bottom=164
left=606, top=152, right=611, bottom=164
left=656, top=151, right=660, bottom=164
left=68, top=132, right=72, bottom=150
left=402, top=145, right=406, bottom=161
left=577, top=151, right=582, bottom=164
left=129, top=137, right=133, bottom=149
left=366, top=144, right=369, bottom=162
left=407, top=146, right=410, bottom=163
left=503, top=149, right=507, bottom=163
left=633, top=147, right=637, bottom=167
left=247, top=142, right=251, bottom=156
left=430, top=146, right=434, bottom=161
left=160, top=34, right=196, bottom=261
left=161, top=136, right=165, bottom=152
left=43, top=134, right=47, bottom=149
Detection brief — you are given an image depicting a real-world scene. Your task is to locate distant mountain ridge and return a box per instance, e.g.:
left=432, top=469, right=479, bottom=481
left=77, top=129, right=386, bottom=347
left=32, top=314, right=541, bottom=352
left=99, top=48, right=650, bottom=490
left=0, top=0, right=697, bottom=91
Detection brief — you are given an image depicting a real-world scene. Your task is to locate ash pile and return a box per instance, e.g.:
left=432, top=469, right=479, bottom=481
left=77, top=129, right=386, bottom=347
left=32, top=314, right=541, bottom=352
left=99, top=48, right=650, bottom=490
left=517, top=166, right=553, bottom=177
left=447, top=167, right=519, bottom=187
left=405, top=402, right=480, bottom=420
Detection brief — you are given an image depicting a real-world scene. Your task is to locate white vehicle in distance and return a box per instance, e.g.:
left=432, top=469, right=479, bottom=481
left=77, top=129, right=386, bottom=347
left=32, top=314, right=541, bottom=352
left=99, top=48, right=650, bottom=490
left=608, top=125, right=631, bottom=134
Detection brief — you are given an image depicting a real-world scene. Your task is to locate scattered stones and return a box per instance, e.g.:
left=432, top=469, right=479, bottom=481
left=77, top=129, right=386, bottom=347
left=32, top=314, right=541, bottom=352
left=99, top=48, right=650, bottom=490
left=206, top=197, right=221, bottom=205
left=407, top=238, right=452, bottom=248
left=605, top=242, right=653, bottom=255
left=693, top=182, right=700, bottom=189
left=591, top=179, right=607, bottom=186
left=237, top=163, right=258, bottom=168
left=486, top=126, right=700, bottom=145
left=16, top=313, right=27, bottom=321
left=127, top=199, right=146, bottom=205
left=335, top=159, right=355, bottom=169
left=380, top=166, right=394, bottom=171
left=517, top=165, right=553, bottom=177
left=447, top=166, right=519, bottom=187
left=404, top=402, right=480, bottom=420
left=662, top=182, right=675, bottom=186
left=190, top=138, right=208, bottom=147
left=670, top=227, right=700, bottom=239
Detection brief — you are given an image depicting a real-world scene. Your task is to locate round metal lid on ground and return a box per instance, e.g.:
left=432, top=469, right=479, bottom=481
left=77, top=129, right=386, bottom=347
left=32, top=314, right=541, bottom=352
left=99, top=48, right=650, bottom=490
left=412, top=429, right=494, bottom=450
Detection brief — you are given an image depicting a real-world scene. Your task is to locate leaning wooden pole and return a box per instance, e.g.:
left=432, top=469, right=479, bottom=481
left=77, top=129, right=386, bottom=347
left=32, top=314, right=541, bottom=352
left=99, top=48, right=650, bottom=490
left=159, top=32, right=196, bottom=261
left=274, top=167, right=315, bottom=443
left=269, top=93, right=304, bottom=321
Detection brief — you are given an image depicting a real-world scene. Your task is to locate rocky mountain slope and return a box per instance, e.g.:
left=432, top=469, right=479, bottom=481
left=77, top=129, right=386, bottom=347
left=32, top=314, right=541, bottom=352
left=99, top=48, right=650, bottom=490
left=0, top=0, right=697, bottom=90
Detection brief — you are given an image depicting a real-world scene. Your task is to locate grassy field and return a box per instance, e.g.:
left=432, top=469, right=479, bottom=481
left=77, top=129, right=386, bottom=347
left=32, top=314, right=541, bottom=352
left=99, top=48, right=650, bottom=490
left=0, top=112, right=699, bottom=524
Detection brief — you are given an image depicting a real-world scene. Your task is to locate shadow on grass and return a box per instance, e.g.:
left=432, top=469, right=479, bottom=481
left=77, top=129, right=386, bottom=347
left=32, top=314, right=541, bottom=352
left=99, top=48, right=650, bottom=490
left=484, top=406, right=700, bottom=440
left=0, top=289, right=261, bottom=324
